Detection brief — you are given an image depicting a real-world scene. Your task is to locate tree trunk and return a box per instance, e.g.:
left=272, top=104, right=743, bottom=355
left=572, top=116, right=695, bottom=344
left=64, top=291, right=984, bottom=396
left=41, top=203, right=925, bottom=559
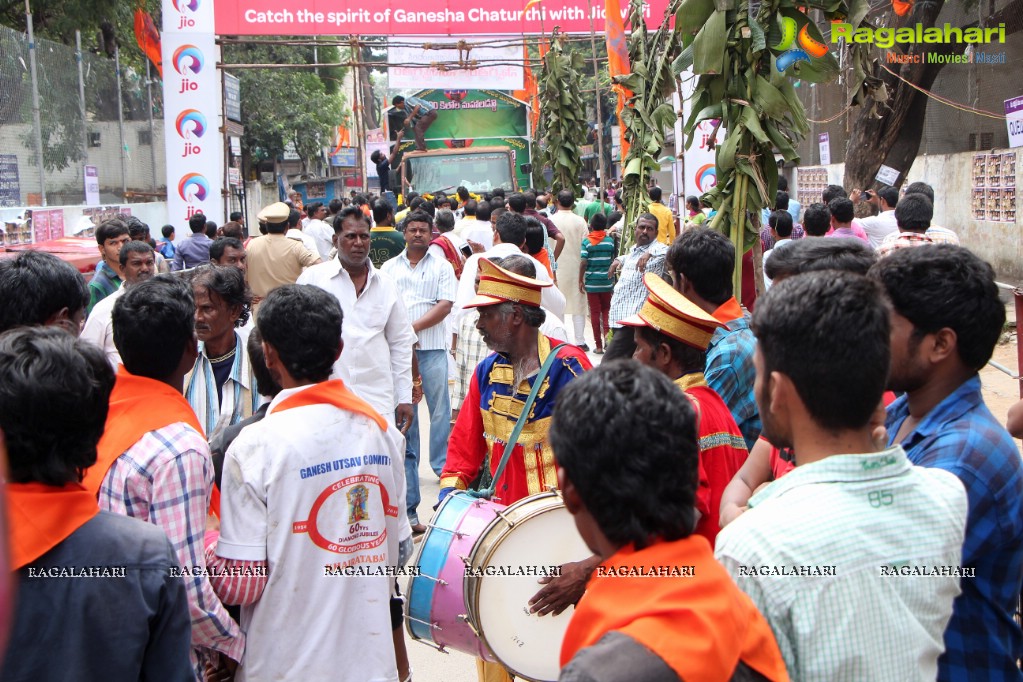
left=843, top=0, right=1023, bottom=191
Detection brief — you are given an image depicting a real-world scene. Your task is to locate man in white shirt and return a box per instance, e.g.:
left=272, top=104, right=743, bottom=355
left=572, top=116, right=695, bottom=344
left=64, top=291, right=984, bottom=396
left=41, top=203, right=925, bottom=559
left=381, top=210, right=456, bottom=529
left=302, top=201, right=335, bottom=260
left=856, top=186, right=899, bottom=248
left=715, top=270, right=967, bottom=681
left=284, top=207, right=319, bottom=255
left=80, top=240, right=155, bottom=367
left=762, top=210, right=795, bottom=291
left=454, top=211, right=565, bottom=328
left=296, top=207, right=416, bottom=436
left=209, top=284, right=410, bottom=682
left=550, top=189, right=590, bottom=348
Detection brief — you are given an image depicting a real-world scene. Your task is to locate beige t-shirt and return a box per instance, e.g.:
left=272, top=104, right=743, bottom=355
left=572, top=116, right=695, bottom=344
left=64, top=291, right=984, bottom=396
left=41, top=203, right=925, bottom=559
left=246, top=233, right=320, bottom=298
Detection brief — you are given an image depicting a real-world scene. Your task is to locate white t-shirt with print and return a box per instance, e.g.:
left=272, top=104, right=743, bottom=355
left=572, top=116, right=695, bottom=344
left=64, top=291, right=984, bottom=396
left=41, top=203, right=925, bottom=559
left=217, top=385, right=409, bottom=682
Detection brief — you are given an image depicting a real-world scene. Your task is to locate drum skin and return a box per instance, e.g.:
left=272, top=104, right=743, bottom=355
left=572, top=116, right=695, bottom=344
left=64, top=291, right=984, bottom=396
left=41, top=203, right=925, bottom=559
left=465, top=491, right=591, bottom=682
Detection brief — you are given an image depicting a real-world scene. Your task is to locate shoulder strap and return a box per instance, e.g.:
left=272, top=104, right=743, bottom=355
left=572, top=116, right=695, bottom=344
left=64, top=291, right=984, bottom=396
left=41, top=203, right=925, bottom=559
left=471, top=343, right=567, bottom=499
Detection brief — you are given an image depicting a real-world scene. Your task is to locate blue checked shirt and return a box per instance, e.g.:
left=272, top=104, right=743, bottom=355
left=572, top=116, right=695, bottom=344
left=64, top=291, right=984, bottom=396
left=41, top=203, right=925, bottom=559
left=887, top=374, right=1023, bottom=681
left=705, top=314, right=760, bottom=450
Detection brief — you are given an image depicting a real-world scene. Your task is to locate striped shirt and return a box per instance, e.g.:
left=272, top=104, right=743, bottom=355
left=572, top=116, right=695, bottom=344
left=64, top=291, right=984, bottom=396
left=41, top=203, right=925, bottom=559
left=608, top=241, right=668, bottom=327
left=184, top=331, right=261, bottom=442
left=580, top=235, right=616, bottom=293
left=455, top=310, right=491, bottom=411
left=87, top=261, right=121, bottom=315
left=99, top=422, right=244, bottom=673
left=716, top=446, right=967, bottom=682
left=381, top=250, right=457, bottom=351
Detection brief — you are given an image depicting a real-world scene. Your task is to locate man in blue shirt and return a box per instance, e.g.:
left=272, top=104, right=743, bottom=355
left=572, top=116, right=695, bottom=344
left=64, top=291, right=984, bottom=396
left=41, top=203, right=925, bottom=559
left=392, top=95, right=437, bottom=151
left=872, top=244, right=1023, bottom=682
left=172, top=212, right=215, bottom=271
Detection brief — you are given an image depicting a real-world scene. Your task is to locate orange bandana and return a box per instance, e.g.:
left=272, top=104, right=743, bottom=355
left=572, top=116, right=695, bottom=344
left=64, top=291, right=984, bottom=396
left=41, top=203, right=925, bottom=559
left=271, top=379, right=387, bottom=431
left=561, top=538, right=788, bottom=682
left=586, top=230, right=607, bottom=246
left=7, top=483, right=100, bottom=570
left=84, top=367, right=205, bottom=496
left=711, top=297, right=744, bottom=325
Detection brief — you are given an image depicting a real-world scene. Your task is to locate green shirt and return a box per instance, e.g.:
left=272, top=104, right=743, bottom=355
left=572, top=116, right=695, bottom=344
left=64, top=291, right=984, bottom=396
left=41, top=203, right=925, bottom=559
left=370, top=227, right=406, bottom=269
left=583, top=201, right=613, bottom=223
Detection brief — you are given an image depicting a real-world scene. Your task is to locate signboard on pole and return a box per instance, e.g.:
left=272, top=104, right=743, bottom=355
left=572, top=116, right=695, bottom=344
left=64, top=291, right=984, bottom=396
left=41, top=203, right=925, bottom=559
left=388, top=38, right=523, bottom=90
left=162, top=0, right=224, bottom=225
left=1006, top=97, right=1023, bottom=149
left=818, top=132, right=831, bottom=165
left=84, top=165, right=100, bottom=206
left=0, top=154, right=20, bottom=207
left=214, top=0, right=671, bottom=35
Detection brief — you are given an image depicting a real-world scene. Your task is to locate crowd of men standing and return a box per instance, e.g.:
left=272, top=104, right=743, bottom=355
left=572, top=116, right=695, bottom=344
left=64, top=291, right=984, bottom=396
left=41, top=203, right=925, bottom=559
left=0, top=174, right=1021, bottom=682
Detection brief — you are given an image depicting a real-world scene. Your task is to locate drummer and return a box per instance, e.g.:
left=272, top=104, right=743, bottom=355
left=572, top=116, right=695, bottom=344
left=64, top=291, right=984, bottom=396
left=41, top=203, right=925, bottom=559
left=551, top=362, right=789, bottom=681
left=438, top=258, right=593, bottom=682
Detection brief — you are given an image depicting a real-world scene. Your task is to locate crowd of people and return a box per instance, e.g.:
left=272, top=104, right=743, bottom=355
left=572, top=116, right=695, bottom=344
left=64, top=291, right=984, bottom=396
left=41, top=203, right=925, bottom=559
left=1, top=172, right=1021, bottom=682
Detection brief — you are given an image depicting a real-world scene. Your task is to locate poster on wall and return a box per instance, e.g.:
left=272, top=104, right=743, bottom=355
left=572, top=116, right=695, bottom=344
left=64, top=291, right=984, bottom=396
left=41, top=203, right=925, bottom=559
left=795, top=167, right=829, bottom=204
left=971, top=151, right=1017, bottom=223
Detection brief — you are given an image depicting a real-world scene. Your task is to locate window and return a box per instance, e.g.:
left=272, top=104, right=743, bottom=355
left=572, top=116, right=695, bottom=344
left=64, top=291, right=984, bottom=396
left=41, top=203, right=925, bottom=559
left=137, top=130, right=152, bottom=146
left=88, top=132, right=101, bottom=148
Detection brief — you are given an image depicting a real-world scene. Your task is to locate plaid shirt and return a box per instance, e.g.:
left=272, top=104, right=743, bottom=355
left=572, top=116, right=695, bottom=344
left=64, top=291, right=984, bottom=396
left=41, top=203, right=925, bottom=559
left=99, top=423, right=245, bottom=672
left=454, top=310, right=491, bottom=410
left=887, top=375, right=1023, bottom=681
left=705, top=313, right=760, bottom=450
left=759, top=223, right=805, bottom=252
left=608, top=241, right=668, bottom=327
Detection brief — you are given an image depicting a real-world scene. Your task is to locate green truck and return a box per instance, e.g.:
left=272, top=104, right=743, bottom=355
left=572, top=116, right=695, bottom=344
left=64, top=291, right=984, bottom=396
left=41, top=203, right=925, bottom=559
left=391, top=89, right=532, bottom=196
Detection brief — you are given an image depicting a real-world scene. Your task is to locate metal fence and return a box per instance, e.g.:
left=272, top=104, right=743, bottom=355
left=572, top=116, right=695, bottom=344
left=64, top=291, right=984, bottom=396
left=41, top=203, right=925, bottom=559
left=0, top=23, right=164, bottom=209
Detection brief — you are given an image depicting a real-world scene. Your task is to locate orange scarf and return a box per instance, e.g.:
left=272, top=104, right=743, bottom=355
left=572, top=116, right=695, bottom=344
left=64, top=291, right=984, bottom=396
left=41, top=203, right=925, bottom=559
left=561, top=538, right=789, bottom=682
left=586, top=230, right=607, bottom=246
left=711, top=296, right=744, bottom=325
left=7, top=483, right=100, bottom=570
left=83, top=367, right=205, bottom=497
left=271, top=379, right=386, bottom=431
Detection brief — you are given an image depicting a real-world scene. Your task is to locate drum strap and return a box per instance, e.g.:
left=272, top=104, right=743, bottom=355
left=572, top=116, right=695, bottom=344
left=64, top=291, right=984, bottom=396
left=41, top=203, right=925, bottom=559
left=471, top=343, right=567, bottom=500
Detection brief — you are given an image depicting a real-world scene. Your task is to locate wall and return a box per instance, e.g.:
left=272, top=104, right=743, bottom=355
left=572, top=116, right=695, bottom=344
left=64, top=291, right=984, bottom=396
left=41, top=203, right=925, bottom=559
left=790, top=147, right=1023, bottom=284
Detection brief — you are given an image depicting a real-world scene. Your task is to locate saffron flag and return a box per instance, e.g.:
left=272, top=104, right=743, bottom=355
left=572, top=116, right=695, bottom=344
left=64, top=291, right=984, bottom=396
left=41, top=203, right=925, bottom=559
left=512, top=40, right=542, bottom=135
left=605, top=0, right=632, bottom=161
left=333, top=125, right=351, bottom=155
left=133, top=8, right=162, bottom=78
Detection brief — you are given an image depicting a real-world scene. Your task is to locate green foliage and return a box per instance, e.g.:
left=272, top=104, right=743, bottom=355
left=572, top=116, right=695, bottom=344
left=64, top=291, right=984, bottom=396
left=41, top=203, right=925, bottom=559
left=616, top=0, right=687, bottom=249
left=678, top=0, right=883, bottom=292
left=222, top=42, right=348, bottom=173
left=536, top=32, right=587, bottom=195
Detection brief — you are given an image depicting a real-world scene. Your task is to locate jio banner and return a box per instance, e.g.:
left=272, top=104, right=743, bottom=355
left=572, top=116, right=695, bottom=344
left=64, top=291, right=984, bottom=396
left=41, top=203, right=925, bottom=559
left=674, top=72, right=725, bottom=199
left=215, top=0, right=669, bottom=35
left=163, top=0, right=223, bottom=226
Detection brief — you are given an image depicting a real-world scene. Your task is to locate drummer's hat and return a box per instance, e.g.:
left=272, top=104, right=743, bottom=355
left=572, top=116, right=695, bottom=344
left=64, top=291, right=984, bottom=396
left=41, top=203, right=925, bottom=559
left=619, top=272, right=724, bottom=350
left=463, top=258, right=551, bottom=309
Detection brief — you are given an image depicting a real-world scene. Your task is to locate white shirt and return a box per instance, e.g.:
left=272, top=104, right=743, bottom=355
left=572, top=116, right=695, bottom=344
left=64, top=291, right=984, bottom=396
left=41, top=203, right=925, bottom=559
left=715, top=446, right=967, bottom=682
left=859, top=210, right=898, bottom=248
left=297, top=260, right=417, bottom=418
left=427, top=231, right=469, bottom=268
left=303, top=218, right=335, bottom=260
left=287, top=228, right=319, bottom=256
left=452, top=217, right=478, bottom=238
left=80, top=285, right=125, bottom=367
left=462, top=222, right=494, bottom=251
left=762, top=238, right=792, bottom=291
left=454, top=243, right=566, bottom=326
left=380, top=250, right=457, bottom=351
left=217, top=385, right=408, bottom=682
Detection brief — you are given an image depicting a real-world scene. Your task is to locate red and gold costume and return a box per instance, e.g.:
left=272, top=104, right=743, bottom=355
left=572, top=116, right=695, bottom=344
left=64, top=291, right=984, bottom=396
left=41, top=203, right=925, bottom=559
left=675, top=373, right=750, bottom=546
left=441, top=334, right=591, bottom=504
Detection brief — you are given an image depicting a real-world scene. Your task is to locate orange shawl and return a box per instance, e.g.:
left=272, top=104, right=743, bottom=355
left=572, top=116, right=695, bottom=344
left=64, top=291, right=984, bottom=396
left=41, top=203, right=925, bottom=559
left=271, top=379, right=386, bottom=431
left=711, top=297, right=744, bottom=325
left=83, top=367, right=205, bottom=497
left=561, top=538, right=789, bottom=682
left=7, top=483, right=100, bottom=570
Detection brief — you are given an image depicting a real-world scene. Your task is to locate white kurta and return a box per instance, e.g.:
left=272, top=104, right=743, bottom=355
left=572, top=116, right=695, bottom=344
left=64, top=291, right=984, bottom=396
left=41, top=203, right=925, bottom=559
left=550, top=209, right=589, bottom=316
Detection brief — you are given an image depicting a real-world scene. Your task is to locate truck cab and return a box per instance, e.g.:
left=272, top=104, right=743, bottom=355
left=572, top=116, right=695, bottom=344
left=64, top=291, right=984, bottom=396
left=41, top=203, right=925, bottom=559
left=399, top=147, right=517, bottom=198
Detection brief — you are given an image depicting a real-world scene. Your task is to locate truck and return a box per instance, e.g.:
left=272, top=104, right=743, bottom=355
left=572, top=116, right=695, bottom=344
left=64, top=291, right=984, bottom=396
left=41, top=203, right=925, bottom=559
left=387, top=89, right=532, bottom=197
left=399, top=146, right=518, bottom=197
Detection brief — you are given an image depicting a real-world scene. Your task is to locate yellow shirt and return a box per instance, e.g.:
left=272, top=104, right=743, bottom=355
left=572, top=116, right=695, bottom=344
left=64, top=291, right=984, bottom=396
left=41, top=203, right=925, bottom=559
left=648, top=202, right=676, bottom=245
left=246, top=234, right=321, bottom=298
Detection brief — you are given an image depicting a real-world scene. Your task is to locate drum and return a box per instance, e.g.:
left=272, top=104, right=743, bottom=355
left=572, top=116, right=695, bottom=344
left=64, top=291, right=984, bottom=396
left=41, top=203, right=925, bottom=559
left=464, top=491, right=591, bottom=682
left=406, top=491, right=503, bottom=661
left=406, top=491, right=590, bottom=682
